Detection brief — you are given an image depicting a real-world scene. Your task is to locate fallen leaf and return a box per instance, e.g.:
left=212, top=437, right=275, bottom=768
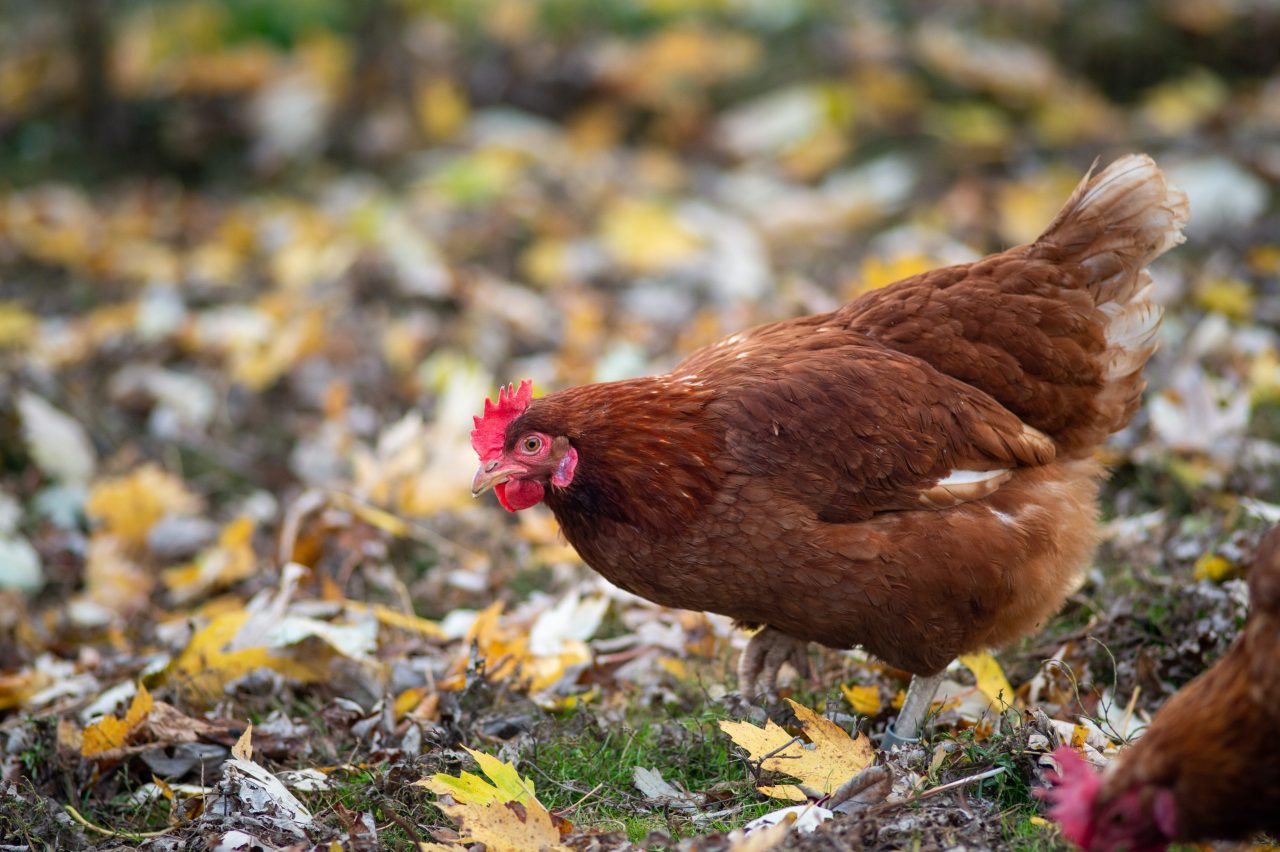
left=87, top=464, right=202, bottom=548
left=163, top=516, right=257, bottom=603
left=417, top=749, right=566, bottom=852
left=1194, top=552, right=1236, bottom=582
left=83, top=684, right=153, bottom=757
left=840, top=684, right=882, bottom=717
left=719, top=699, right=872, bottom=800
left=17, top=391, right=96, bottom=485
left=168, top=609, right=330, bottom=697
left=418, top=747, right=537, bottom=806
left=958, top=652, right=1018, bottom=710
left=233, top=725, right=253, bottom=761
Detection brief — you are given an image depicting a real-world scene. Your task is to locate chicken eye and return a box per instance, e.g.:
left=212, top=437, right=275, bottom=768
left=522, top=436, right=542, bottom=454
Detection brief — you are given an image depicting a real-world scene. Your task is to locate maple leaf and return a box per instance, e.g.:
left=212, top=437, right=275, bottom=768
left=417, top=749, right=566, bottom=852
left=418, top=747, right=537, bottom=806
left=719, top=699, right=873, bottom=801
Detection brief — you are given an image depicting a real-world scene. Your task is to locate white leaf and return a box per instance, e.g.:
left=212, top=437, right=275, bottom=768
left=0, top=535, right=42, bottom=593
left=18, top=392, right=96, bottom=484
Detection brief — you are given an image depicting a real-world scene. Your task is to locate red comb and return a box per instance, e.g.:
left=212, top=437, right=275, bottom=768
left=471, top=379, right=534, bottom=459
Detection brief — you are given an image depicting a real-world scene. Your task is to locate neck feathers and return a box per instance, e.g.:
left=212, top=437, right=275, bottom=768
left=524, top=377, right=721, bottom=532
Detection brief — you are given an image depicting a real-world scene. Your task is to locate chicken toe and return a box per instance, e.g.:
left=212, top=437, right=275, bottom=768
left=738, top=627, right=812, bottom=700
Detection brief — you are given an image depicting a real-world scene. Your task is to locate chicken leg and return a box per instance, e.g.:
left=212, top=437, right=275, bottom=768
left=881, top=671, right=945, bottom=749
left=737, top=627, right=812, bottom=699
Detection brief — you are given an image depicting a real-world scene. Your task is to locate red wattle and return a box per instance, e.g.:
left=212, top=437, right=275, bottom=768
left=496, top=479, right=545, bottom=511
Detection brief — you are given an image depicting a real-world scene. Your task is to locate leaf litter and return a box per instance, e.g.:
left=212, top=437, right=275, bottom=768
left=1, top=1, right=1279, bottom=849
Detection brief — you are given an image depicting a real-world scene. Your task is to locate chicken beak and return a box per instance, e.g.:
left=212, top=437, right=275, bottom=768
left=472, top=461, right=520, bottom=497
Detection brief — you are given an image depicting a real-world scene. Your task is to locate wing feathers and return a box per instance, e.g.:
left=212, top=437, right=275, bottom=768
left=919, top=468, right=1012, bottom=508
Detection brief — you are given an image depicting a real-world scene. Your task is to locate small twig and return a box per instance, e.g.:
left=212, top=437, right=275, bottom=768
left=756, top=735, right=805, bottom=765
left=62, top=805, right=168, bottom=840
left=552, top=782, right=605, bottom=817
left=865, top=767, right=1006, bottom=817
left=1119, top=685, right=1141, bottom=743
left=523, top=761, right=646, bottom=808
left=379, top=796, right=426, bottom=848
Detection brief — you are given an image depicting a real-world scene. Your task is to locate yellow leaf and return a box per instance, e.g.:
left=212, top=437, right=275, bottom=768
left=840, top=684, right=882, bottom=717
left=416, top=78, right=469, bottom=141
left=338, top=497, right=411, bottom=538
left=599, top=198, right=702, bottom=274
left=719, top=699, right=872, bottom=800
left=1194, top=276, right=1254, bottom=320
left=657, top=656, right=687, bottom=681
left=924, top=102, right=1011, bottom=151
left=168, top=610, right=329, bottom=697
left=520, top=238, right=574, bottom=288
left=0, top=671, right=50, bottom=712
left=80, top=534, right=154, bottom=619
left=82, top=684, right=153, bottom=756
left=1070, top=723, right=1090, bottom=751
left=1141, top=69, right=1227, bottom=135
left=958, top=652, right=1017, bottom=710
left=996, top=170, right=1082, bottom=246
left=1247, top=245, right=1280, bottom=276
left=849, top=253, right=937, bottom=297
left=162, top=516, right=257, bottom=603
left=417, top=750, right=565, bottom=852
left=1194, top=552, right=1236, bottom=582
left=86, top=465, right=202, bottom=548
left=418, top=747, right=537, bottom=806
left=755, top=784, right=809, bottom=802
left=0, top=302, right=37, bottom=349
left=354, top=602, right=446, bottom=640
left=435, top=798, right=566, bottom=852
left=1249, top=348, right=1280, bottom=405
left=395, top=687, right=428, bottom=720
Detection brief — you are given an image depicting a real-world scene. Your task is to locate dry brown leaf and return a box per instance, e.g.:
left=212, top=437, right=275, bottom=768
left=232, top=724, right=253, bottom=761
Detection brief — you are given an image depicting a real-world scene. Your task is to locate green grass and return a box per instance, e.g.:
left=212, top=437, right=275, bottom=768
left=521, top=702, right=774, bottom=843
left=936, top=722, right=1074, bottom=852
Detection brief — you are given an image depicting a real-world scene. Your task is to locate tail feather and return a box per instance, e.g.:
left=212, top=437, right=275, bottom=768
left=1035, top=154, right=1190, bottom=306
left=1034, top=155, right=1188, bottom=449
left=842, top=154, right=1188, bottom=457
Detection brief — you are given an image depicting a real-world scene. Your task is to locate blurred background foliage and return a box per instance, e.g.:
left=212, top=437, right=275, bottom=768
left=1, top=3, right=1279, bottom=845
left=2, top=0, right=1280, bottom=656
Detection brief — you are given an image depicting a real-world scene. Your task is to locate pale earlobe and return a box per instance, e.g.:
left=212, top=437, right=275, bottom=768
left=552, top=446, right=578, bottom=487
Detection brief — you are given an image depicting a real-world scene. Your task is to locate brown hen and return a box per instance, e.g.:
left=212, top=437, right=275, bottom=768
left=1042, top=523, right=1280, bottom=850
left=472, top=154, right=1189, bottom=745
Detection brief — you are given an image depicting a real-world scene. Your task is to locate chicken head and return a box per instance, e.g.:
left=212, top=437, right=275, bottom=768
left=470, top=379, right=578, bottom=511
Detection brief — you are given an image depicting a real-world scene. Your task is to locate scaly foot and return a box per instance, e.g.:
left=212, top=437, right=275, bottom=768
left=882, top=671, right=945, bottom=749
left=737, top=627, right=812, bottom=700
